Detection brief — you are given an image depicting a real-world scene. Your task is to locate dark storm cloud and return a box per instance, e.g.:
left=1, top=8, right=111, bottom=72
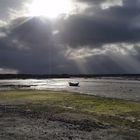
left=84, top=54, right=128, bottom=74
left=57, top=0, right=140, bottom=48
left=10, top=17, right=53, bottom=48
left=0, top=17, right=80, bottom=74
left=0, top=0, right=140, bottom=74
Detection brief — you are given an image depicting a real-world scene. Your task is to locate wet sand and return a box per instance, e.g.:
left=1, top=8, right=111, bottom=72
left=0, top=105, right=139, bottom=140
left=1, top=78, right=140, bottom=101
left=0, top=91, right=140, bottom=140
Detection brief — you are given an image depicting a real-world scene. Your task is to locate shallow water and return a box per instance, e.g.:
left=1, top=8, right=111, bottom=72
left=0, top=78, right=140, bottom=101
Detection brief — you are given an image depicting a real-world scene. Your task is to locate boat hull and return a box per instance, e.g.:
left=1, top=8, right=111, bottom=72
left=69, top=82, right=79, bottom=87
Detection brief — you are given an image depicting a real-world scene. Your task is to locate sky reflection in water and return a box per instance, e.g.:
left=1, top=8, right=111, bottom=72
left=0, top=78, right=140, bottom=101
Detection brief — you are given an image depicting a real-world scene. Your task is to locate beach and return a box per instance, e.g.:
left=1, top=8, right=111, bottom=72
left=1, top=78, right=140, bottom=101
left=0, top=90, right=140, bottom=140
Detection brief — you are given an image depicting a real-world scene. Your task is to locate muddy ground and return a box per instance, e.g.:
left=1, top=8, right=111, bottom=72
left=0, top=105, right=139, bottom=140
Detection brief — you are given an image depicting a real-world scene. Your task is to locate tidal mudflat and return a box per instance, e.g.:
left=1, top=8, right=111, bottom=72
left=1, top=78, right=140, bottom=101
left=0, top=90, right=140, bottom=140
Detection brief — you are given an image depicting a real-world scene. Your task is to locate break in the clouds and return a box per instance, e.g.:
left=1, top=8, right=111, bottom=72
left=0, top=0, right=140, bottom=74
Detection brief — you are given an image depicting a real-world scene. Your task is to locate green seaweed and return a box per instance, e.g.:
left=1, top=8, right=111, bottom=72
left=0, top=90, right=140, bottom=129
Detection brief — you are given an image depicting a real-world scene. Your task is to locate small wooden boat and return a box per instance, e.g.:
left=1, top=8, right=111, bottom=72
left=69, top=82, right=79, bottom=87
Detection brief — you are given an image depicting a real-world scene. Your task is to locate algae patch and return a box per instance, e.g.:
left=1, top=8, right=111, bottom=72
left=0, top=90, right=140, bottom=129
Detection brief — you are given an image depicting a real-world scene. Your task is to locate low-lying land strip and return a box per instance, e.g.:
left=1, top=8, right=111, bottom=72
left=0, top=90, right=140, bottom=140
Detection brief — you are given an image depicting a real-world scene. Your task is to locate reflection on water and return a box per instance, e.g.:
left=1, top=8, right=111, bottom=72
left=0, top=78, right=140, bottom=101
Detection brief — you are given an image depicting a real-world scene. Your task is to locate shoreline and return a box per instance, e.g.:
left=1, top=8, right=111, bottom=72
left=0, top=90, right=140, bottom=140
left=1, top=78, right=140, bottom=102
left=1, top=89, right=140, bottom=102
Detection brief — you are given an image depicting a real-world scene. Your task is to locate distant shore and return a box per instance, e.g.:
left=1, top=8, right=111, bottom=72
left=0, top=90, right=140, bottom=140
left=1, top=74, right=140, bottom=80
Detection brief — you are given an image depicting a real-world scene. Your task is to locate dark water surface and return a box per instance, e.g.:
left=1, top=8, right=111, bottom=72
left=0, top=78, right=140, bottom=101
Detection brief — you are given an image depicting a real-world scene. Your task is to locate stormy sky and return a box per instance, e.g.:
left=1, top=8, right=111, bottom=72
left=0, top=0, right=140, bottom=74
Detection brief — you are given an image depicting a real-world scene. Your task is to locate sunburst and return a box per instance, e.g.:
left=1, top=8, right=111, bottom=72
left=29, top=0, right=73, bottom=18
